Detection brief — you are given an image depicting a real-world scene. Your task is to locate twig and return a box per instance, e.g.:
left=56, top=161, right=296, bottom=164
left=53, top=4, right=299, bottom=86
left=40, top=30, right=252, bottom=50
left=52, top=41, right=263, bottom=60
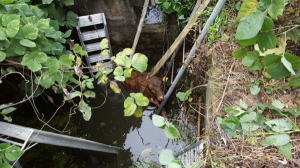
left=129, top=0, right=150, bottom=59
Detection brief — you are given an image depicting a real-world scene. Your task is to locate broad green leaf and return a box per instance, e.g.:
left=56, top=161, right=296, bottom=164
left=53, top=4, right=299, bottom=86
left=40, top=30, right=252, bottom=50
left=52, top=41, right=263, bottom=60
left=241, top=122, right=260, bottom=132
left=240, top=112, right=257, bottom=122
left=0, top=0, right=14, bottom=4
left=113, top=66, right=123, bottom=76
left=236, top=35, right=258, bottom=46
left=288, top=73, right=300, bottom=87
left=152, top=114, right=165, bottom=127
left=239, top=99, right=248, bottom=109
left=220, top=122, right=237, bottom=138
left=36, top=19, right=49, bottom=32
left=242, top=56, right=255, bottom=67
left=257, top=32, right=277, bottom=52
left=235, top=10, right=265, bottom=40
left=0, top=163, right=11, bottom=168
left=62, top=30, right=72, bottom=38
left=124, top=68, right=133, bottom=77
left=261, top=16, right=274, bottom=31
left=69, top=91, right=81, bottom=99
left=132, top=53, right=148, bottom=72
left=286, top=107, right=300, bottom=117
left=114, top=75, right=125, bottom=82
left=110, top=81, right=121, bottom=93
left=45, top=27, right=61, bottom=39
left=250, top=85, right=260, bottom=95
left=272, top=100, right=284, bottom=109
left=236, top=0, right=258, bottom=21
left=250, top=60, right=262, bottom=70
left=14, top=44, right=26, bottom=55
left=65, top=11, right=78, bottom=28
left=46, top=59, right=59, bottom=74
left=262, top=133, right=290, bottom=146
left=268, top=0, right=284, bottom=19
left=74, top=44, right=87, bottom=56
left=0, top=51, right=6, bottom=62
left=21, top=52, right=47, bottom=72
left=20, top=39, right=36, bottom=47
left=265, top=118, right=292, bottom=132
left=100, top=38, right=108, bottom=49
left=232, top=48, right=247, bottom=58
left=159, top=149, right=174, bottom=165
left=155, top=0, right=165, bottom=4
left=256, top=0, right=271, bottom=11
left=162, top=1, right=171, bottom=9
left=6, top=20, right=20, bottom=37
left=123, top=48, right=132, bottom=55
left=101, top=49, right=109, bottom=56
left=262, top=54, right=281, bottom=66
left=168, top=163, right=181, bottom=168
left=264, top=56, right=290, bottom=79
left=62, top=0, right=74, bottom=6
left=2, top=14, right=19, bottom=27
left=1, top=107, right=16, bottom=115
left=79, top=100, right=92, bottom=121
left=284, top=53, right=300, bottom=69
left=114, top=52, right=131, bottom=68
left=5, top=145, right=21, bottom=161
left=20, top=24, right=38, bottom=40
left=278, top=143, right=292, bottom=158
left=0, top=31, right=6, bottom=40
left=83, top=91, right=96, bottom=98
left=37, top=72, right=55, bottom=88
left=59, top=54, right=73, bottom=67
left=4, top=116, right=12, bottom=122
left=124, top=97, right=137, bottom=116
left=165, top=124, right=179, bottom=139
left=133, top=106, right=143, bottom=117
left=130, top=93, right=149, bottom=106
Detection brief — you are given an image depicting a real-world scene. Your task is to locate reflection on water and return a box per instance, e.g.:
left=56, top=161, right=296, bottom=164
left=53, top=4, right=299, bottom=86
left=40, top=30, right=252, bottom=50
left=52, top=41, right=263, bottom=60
left=144, top=6, right=163, bottom=24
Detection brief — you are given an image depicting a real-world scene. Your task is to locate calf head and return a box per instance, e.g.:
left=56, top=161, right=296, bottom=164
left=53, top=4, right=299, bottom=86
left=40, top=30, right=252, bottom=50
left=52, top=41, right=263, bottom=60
left=145, top=76, right=164, bottom=101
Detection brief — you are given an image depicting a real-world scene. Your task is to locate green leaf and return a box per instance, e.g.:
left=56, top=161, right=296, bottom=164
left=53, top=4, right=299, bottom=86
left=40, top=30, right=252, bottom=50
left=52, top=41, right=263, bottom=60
left=239, top=99, right=248, bottom=109
left=262, top=133, right=290, bottom=146
left=0, top=0, right=14, bottom=4
left=268, top=0, right=284, bottom=19
left=3, top=116, right=12, bottom=122
left=62, top=0, right=74, bottom=6
left=124, top=97, right=137, bottom=116
left=284, top=53, right=300, bottom=69
left=262, top=54, right=281, bottom=66
left=265, top=118, right=292, bottom=132
left=20, top=39, right=36, bottom=47
left=132, top=53, right=148, bottom=72
left=21, top=52, right=47, bottom=72
left=20, top=24, right=38, bottom=40
left=261, top=16, right=274, bottom=31
left=2, top=14, right=20, bottom=27
left=59, top=54, right=73, bottom=67
left=242, top=57, right=255, bottom=67
left=78, top=100, right=92, bottom=121
left=250, top=85, right=260, bottom=95
left=113, top=66, right=124, bottom=76
left=1, top=107, right=16, bottom=115
left=69, top=91, right=81, bottom=99
left=133, top=106, right=143, bottom=117
left=36, top=19, right=49, bottom=32
left=0, top=163, right=11, bottom=168
left=236, top=0, right=258, bottom=21
left=220, top=122, right=237, bottom=138
left=236, top=35, right=259, bottom=46
left=101, top=49, right=109, bottom=56
left=5, top=145, right=21, bottom=161
left=152, top=114, right=165, bottom=127
left=65, top=11, right=78, bottom=28
left=288, top=72, right=300, bottom=86
left=155, top=0, right=165, bottom=4
left=265, top=61, right=290, bottom=79
left=250, top=60, right=262, bottom=70
left=45, top=27, right=61, bottom=39
left=159, top=149, right=174, bottom=165
left=42, top=0, right=53, bottom=4
left=83, top=91, right=96, bottom=98
left=61, top=30, right=72, bottom=38
left=162, top=1, right=171, bottom=9
left=14, top=44, right=26, bottom=55
left=74, top=44, right=87, bottom=56
left=235, top=10, right=265, bottom=40
left=100, top=38, right=108, bottom=49
left=240, top=112, right=257, bottom=122
left=272, top=100, right=284, bottom=109
left=165, top=124, right=179, bottom=139
left=46, top=59, right=59, bottom=74
left=114, top=75, right=125, bottom=82
left=257, top=32, right=277, bottom=52
left=130, top=93, right=149, bottom=106
left=110, top=81, right=121, bottom=93
left=114, top=52, right=131, bottom=68
left=124, top=68, right=133, bottom=77
left=6, top=20, right=20, bottom=37
left=0, top=51, right=6, bottom=62
left=123, top=48, right=132, bottom=55
left=278, top=143, right=292, bottom=158
left=232, top=48, right=247, bottom=58
left=168, top=163, right=181, bottom=168
left=241, top=122, right=260, bottom=132
left=0, top=31, right=6, bottom=40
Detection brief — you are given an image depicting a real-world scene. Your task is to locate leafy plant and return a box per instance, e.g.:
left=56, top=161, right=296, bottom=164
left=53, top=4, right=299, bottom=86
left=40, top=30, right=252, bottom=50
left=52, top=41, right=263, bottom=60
left=0, top=143, right=22, bottom=167
left=232, top=0, right=300, bottom=86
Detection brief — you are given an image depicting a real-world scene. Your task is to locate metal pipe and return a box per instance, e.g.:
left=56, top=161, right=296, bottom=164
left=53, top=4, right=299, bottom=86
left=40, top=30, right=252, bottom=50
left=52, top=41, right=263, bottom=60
left=157, top=0, right=227, bottom=114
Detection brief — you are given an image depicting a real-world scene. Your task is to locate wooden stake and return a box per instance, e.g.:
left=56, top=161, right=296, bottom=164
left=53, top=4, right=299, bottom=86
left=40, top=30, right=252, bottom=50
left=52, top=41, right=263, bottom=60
left=197, top=97, right=202, bottom=142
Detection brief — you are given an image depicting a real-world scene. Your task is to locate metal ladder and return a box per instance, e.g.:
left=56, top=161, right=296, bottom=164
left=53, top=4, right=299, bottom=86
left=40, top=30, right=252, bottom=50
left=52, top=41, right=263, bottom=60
left=76, top=13, right=122, bottom=102
left=0, top=122, right=119, bottom=167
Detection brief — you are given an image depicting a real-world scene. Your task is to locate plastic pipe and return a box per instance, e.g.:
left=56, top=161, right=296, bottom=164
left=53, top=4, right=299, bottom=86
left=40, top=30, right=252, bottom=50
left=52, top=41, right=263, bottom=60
left=156, top=0, right=227, bottom=114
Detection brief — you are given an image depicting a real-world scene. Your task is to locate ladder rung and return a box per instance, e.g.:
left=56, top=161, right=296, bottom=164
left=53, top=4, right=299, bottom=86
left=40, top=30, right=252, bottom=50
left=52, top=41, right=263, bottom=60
left=87, top=53, right=111, bottom=63
left=81, top=29, right=106, bottom=41
left=78, top=13, right=104, bottom=27
left=84, top=42, right=104, bottom=52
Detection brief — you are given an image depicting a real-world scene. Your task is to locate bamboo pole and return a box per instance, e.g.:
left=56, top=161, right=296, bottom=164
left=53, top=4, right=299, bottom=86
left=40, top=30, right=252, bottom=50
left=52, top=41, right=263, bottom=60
left=130, top=0, right=150, bottom=59
left=147, top=0, right=211, bottom=78
left=197, top=97, right=202, bottom=142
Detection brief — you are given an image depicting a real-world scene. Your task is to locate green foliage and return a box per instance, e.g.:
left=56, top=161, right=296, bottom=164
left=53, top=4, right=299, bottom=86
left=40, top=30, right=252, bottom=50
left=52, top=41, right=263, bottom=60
left=176, top=88, right=192, bottom=102
left=124, top=93, right=149, bottom=117
left=159, top=149, right=175, bottom=165
left=0, top=143, right=21, bottom=164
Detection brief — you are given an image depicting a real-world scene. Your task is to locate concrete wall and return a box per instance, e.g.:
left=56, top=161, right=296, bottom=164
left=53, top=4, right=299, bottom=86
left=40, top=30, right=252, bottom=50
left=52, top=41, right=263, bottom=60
left=71, top=0, right=177, bottom=59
